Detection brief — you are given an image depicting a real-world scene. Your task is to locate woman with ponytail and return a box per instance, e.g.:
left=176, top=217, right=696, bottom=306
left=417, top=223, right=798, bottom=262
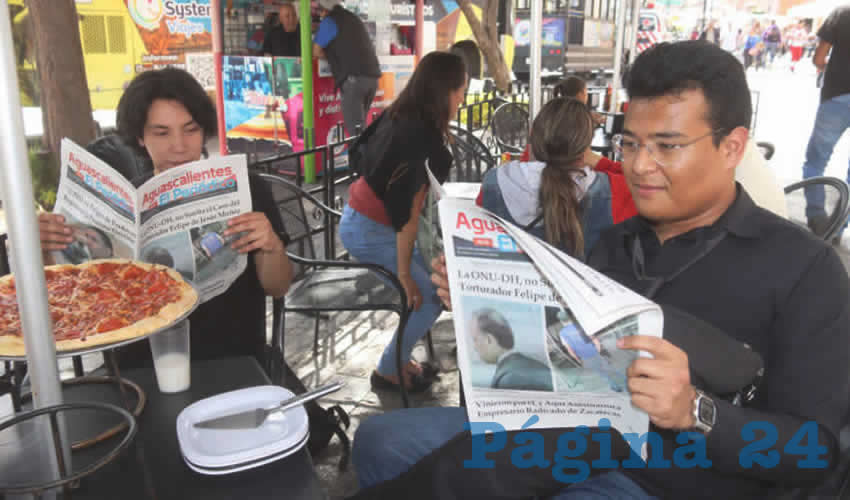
left=478, top=97, right=634, bottom=258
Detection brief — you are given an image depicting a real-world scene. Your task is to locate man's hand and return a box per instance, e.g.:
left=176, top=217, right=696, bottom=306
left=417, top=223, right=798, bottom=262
left=225, top=212, right=284, bottom=254
left=430, top=254, right=452, bottom=311
left=619, top=335, right=696, bottom=430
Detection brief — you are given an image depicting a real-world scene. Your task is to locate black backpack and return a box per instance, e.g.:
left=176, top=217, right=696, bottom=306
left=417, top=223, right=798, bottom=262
left=767, top=26, right=781, bottom=43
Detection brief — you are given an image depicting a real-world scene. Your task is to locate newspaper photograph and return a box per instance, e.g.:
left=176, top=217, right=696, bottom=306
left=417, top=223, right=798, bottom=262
left=53, top=139, right=252, bottom=302
left=436, top=196, right=663, bottom=456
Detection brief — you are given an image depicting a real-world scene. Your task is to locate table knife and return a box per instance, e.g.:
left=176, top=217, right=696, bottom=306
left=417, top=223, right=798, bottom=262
left=193, top=381, right=343, bottom=430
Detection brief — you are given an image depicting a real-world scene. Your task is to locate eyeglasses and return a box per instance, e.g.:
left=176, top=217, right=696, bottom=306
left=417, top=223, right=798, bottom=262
left=612, top=130, right=725, bottom=168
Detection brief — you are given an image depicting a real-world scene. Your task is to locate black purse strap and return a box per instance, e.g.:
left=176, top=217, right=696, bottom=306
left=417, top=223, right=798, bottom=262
left=522, top=213, right=544, bottom=231
left=630, top=230, right=762, bottom=405
left=630, top=230, right=727, bottom=299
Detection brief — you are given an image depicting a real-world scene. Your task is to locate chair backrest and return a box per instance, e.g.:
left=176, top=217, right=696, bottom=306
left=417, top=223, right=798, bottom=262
left=448, top=126, right=497, bottom=183
left=783, top=176, right=850, bottom=242
left=256, top=172, right=342, bottom=281
left=489, top=102, right=529, bottom=154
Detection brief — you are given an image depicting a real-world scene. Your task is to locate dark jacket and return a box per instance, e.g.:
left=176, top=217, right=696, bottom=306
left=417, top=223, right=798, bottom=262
left=262, top=24, right=301, bottom=57
left=491, top=352, right=554, bottom=391
left=325, top=6, right=381, bottom=88
left=349, top=112, right=452, bottom=231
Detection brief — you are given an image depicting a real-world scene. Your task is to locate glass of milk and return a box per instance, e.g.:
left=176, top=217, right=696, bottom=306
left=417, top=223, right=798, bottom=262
left=149, top=320, right=191, bottom=393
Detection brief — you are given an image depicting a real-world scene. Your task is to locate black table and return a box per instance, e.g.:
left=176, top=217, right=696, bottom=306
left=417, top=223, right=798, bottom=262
left=66, top=356, right=326, bottom=500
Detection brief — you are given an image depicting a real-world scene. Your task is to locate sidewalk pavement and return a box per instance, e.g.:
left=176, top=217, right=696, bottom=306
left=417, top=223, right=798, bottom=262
left=282, top=307, right=460, bottom=498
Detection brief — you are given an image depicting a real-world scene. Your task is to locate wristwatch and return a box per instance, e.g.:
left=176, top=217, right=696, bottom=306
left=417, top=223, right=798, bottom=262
left=692, top=388, right=717, bottom=434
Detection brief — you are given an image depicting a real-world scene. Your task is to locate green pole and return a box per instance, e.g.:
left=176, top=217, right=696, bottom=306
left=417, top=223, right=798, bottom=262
left=299, top=0, right=316, bottom=183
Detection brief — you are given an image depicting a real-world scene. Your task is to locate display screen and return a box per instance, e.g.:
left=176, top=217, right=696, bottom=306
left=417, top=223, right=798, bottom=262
left=514, top=17, right=566, bottom=47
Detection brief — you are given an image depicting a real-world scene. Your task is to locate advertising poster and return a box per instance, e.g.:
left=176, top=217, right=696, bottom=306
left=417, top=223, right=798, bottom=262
left=514, top=17, right=566, bottom=47
left=584, top=19, right=615, bottom=48
left=274, top=58, right=306, bottom=152
left=222, top=56, right=286, bottom=154
left=223, top=55, right=411, bottom=175
left=124, top=0, right=213, bottom=70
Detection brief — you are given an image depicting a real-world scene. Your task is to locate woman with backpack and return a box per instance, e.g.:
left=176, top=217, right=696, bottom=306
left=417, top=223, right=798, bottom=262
left=338, top=52, right=468, bottom=393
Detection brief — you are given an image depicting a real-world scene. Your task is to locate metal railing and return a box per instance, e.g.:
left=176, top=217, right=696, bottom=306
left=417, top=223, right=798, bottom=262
left=248, top=127, right=357, bottom=262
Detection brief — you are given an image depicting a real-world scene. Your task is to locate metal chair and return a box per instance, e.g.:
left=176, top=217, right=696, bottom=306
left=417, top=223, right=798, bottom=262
left=488, top=102, right=530, bottom=155
left=257, top=172, right=424, bottom=407
left=774, top=177, right=850, bottom=499
left=756, top=141, right=775, bottom=161
left=783, top=176, right=850, bottom=243
left=448, top=125, right=498, bottom=183
left=773, top=176, right=850, bottom=497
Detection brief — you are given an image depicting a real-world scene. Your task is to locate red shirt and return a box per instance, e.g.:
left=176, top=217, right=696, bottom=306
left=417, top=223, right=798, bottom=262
left=593, top=156, right=637, bottom=223
left=348, top=177, right=392, bottom=226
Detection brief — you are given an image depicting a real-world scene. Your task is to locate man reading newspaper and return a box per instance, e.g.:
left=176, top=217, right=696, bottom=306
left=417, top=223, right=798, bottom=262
left=350, top=42, right=850, bottom=499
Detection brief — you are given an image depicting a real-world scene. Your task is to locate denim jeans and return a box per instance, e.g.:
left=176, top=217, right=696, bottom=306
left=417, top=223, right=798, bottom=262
left=340, top=75, right=378, bottom=137
left=766, top=41, right=780, bottom=63
left=353, top=407, right=657, bottom=499
left=802, top=94, right=850, bottom=219
left=338, top=205, right=442, bottom=376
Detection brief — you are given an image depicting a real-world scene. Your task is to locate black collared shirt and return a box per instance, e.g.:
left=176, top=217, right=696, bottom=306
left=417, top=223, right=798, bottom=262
left=588, top=186, right=850, bottom=499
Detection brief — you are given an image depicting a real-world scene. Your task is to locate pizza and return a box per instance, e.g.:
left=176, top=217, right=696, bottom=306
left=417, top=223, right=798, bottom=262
left=0, top=259, right=198, bottom=356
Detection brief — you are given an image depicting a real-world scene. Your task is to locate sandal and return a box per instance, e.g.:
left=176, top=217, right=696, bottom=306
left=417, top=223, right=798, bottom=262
left=418, top=361, right=441, bottom=380
left=404, top=360, right=440, bottom=380
left=370, top=371, right=434, bottom=394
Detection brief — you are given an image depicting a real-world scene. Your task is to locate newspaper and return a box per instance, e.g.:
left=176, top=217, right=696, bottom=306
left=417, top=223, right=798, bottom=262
left=52, top=139, right=253, bottom=303
left=433, top=178, right=663, bottom=457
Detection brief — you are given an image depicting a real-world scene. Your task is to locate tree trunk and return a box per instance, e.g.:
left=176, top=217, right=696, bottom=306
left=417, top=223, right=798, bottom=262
left=456, top=0, right=512, bottom=93
left=26, top=0, right=95, bottom=159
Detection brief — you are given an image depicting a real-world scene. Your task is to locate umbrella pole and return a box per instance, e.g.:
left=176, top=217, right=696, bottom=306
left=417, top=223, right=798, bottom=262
left=0, top=0, right=67, bottom=495
left=629, top=0, right=641, bottom=65
left=529, top=0, right=542, bottom=120
left=611, top=0, right=628, bottom=112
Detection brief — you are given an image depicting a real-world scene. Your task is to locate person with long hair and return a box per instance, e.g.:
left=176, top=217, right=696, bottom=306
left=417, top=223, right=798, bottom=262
left=551, top=76, right=605, bottom=126
left=339, top=51, right=468, bottom=392
left=553, top=76, right=590, bottom=101
left=479, top=97, right=635, bottom=258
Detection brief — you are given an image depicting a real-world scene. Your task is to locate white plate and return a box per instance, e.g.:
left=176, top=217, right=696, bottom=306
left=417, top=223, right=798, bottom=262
left=182, top=432, right=310, bottom=475
left=176, top=385, right=309, bottom=469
